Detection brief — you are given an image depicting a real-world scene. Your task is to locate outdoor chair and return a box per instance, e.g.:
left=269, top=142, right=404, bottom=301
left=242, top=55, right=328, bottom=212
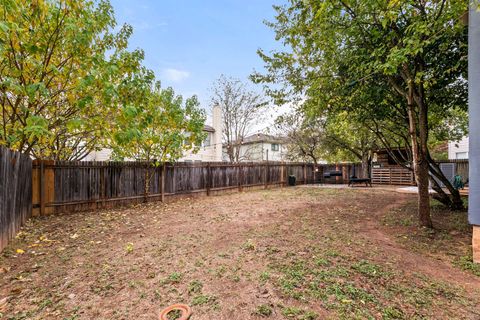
left=453, top=175, right=465, bottom=190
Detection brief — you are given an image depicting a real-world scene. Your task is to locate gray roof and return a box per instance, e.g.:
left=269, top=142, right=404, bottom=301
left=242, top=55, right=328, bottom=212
left=203, top=125, right=215, bottom=133
left=236, top=133, right=286, bottom=145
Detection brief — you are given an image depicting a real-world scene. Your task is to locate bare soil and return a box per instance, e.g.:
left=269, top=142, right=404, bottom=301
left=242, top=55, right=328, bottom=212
left=0, top=187, right=479, bottom=320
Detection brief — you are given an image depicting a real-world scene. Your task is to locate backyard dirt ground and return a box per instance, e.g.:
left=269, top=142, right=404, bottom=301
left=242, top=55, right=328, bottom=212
left=1, top=187, right=479, bottom=320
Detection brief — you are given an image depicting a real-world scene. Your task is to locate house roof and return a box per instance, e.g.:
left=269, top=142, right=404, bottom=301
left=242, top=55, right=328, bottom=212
left=203, top=125, right=215, bottom=133
left=228, top=133, right=286, bottom=146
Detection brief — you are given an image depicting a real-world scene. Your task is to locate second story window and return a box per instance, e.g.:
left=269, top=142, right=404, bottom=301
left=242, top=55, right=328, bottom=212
left=203, top=134, right=211, bottom=147
left=271, top=143, right=279, bottom=151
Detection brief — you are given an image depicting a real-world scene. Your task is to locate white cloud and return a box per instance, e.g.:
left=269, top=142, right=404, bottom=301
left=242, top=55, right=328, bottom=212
left=132, top=21, right=168, bottom=31
left=133, top=21, right=152, bottom=30
left=163, top=68, right=190, bottom=83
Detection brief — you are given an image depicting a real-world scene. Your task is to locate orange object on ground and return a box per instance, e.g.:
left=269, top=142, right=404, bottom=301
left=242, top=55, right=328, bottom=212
left=159, top=304, right=192, bottom=320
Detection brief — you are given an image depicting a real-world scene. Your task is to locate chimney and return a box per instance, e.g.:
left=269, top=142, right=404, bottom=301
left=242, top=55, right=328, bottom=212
left=212, top=104, right=223, bottom=161
left=469, top=3, right=480, bottom=262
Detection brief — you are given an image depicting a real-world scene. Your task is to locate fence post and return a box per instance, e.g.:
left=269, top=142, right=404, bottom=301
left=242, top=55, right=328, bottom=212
left=206, top=163, right=211, bottom=196
left=264, top=162, right=268, bottom=189
left=39, top=161, right=45, bottom=216
left=303, top=164, right=307, bottom=185
left=237, top=164, right=241, bottom=192
left=280, top=163, right=284, bottom=187
left=285, top=163, right=288, bottom=186
left=171, top=164, right=176, bottom=195
left=160, top=163, right=165, bottom=202
left=100, top=164, right=106, bottom=209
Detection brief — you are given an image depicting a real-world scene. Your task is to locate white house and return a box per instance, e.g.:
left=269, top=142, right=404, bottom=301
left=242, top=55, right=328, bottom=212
left=84, top=105, right=223, bottom=162
left=448, top=136, right=469, bottom=159
left=180, top=105, right=222, bottom=162
left=223, top=133, right=288, bottom=162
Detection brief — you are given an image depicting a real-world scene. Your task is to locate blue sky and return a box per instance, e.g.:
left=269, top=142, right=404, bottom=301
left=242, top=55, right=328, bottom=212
left=110, top=0, right=287, bottom=119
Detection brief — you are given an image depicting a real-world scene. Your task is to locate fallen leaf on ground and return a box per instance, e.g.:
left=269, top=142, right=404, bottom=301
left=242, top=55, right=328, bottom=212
left=0, top=296, right=9, bottom=312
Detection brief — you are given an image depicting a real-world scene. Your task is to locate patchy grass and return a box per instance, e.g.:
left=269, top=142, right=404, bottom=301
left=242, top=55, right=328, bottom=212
left=382, top=196, right=478, bottom=278
left=0, top=187, right=479, bottom=319
left=454, top=253, right=480, bottom=277
left=254, top=304, right=273, bottom=317
left=281, top=306, right=318, bottom=319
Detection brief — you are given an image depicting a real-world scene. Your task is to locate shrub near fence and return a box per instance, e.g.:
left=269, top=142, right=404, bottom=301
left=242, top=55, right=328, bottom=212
left=0, top=147, right=32, bottom=252
left=31, top=161, right=362, bottom=215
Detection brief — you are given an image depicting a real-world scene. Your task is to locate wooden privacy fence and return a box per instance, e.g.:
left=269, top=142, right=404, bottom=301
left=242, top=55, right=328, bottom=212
left=371, top=167, right=415, bottom=185
left=31, top=161, right=361, bottom=215
left=371, top=159, right=469, bottom=186
left=0, top=147, right=32, bottom=252
left=436, top=159, right=469, bottom=179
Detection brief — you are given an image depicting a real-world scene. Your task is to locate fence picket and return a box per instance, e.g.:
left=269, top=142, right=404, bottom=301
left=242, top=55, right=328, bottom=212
left=0, top=147, right=32, bottom=252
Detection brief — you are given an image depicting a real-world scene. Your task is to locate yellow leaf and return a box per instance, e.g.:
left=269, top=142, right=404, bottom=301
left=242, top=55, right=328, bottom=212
left=16, top=249, right=25, bottom=254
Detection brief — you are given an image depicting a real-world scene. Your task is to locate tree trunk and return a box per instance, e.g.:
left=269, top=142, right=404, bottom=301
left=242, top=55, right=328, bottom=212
left=312, top=158, right=317, bottom=183
left=429, top=175, right=454, bottom=207
left=144, top=163, right=153, bottom=203
left=407, top=80, right=432, bottom=228
left=417, top=158, right=432, bottom=227
left=427, top=155, right=464, bottom=210
left=416, top=84, right=433, bottom=228
left=361, top=152, right=369, bottom=178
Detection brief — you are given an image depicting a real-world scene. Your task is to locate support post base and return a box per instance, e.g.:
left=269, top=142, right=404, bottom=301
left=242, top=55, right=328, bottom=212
left=474, top=226, right=480, bottom=264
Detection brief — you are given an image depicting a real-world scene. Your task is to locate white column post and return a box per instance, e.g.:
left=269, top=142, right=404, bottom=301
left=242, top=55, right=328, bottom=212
left=469, top=3, right=480, bottom=263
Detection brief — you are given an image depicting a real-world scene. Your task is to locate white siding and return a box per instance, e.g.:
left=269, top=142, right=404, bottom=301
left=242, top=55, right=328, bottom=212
left=83, top=105, right=223, bottom=163
left=448, top=136, right=469, bottom=159
left=83, top=148, right=112, bottom=161
left=223, top=142, right=289, bottom=162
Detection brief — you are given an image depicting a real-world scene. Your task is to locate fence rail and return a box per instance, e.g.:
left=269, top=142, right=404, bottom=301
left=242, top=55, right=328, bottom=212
left=31, top=161, right=362, bottom=215
left=0, top=147, right=32, bottom=251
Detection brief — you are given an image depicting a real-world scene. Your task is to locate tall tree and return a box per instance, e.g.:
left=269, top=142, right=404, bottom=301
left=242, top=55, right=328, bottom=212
left=274, top=113, right=325, bottom=165
left=253, top=0, right=467, bottom=227
left=0, top=0, right=139, bottom=160
left=275, top=111, right=375, bottom=178
left=210, top=75, right=268, bottom=162
left=110, top=76, right=206, bottom=199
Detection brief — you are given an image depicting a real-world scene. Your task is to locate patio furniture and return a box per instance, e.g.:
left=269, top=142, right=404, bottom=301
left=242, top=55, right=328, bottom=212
left=348, top=176, right=372, bottom=187
left=453, top=175, right=465, bottom=190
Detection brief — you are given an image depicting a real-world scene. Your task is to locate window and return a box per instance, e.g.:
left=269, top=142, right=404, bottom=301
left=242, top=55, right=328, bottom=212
left=203, top=134, right=211, bottom=147
left=456, top=152, right=468, bottom=159
left=271, top=143, right=279, bottom=151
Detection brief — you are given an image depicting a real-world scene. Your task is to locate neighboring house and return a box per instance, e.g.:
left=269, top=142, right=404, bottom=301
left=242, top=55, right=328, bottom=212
left=448, top=136, right=469, bottom=160
left=180, top=104, right=222, bottom=162
left=223, top=133, right=288, bottom=162
left=84, top=105, right=223, bottom=162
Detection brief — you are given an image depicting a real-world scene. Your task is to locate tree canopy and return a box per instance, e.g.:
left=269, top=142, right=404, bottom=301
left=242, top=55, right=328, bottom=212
left=253, top=0, right=468, bottom=226
left=0, top=0, right=207, bottom=166
left=211, top=75, right=268, bottom=162
left=110, top=79, right=206, bottom=163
